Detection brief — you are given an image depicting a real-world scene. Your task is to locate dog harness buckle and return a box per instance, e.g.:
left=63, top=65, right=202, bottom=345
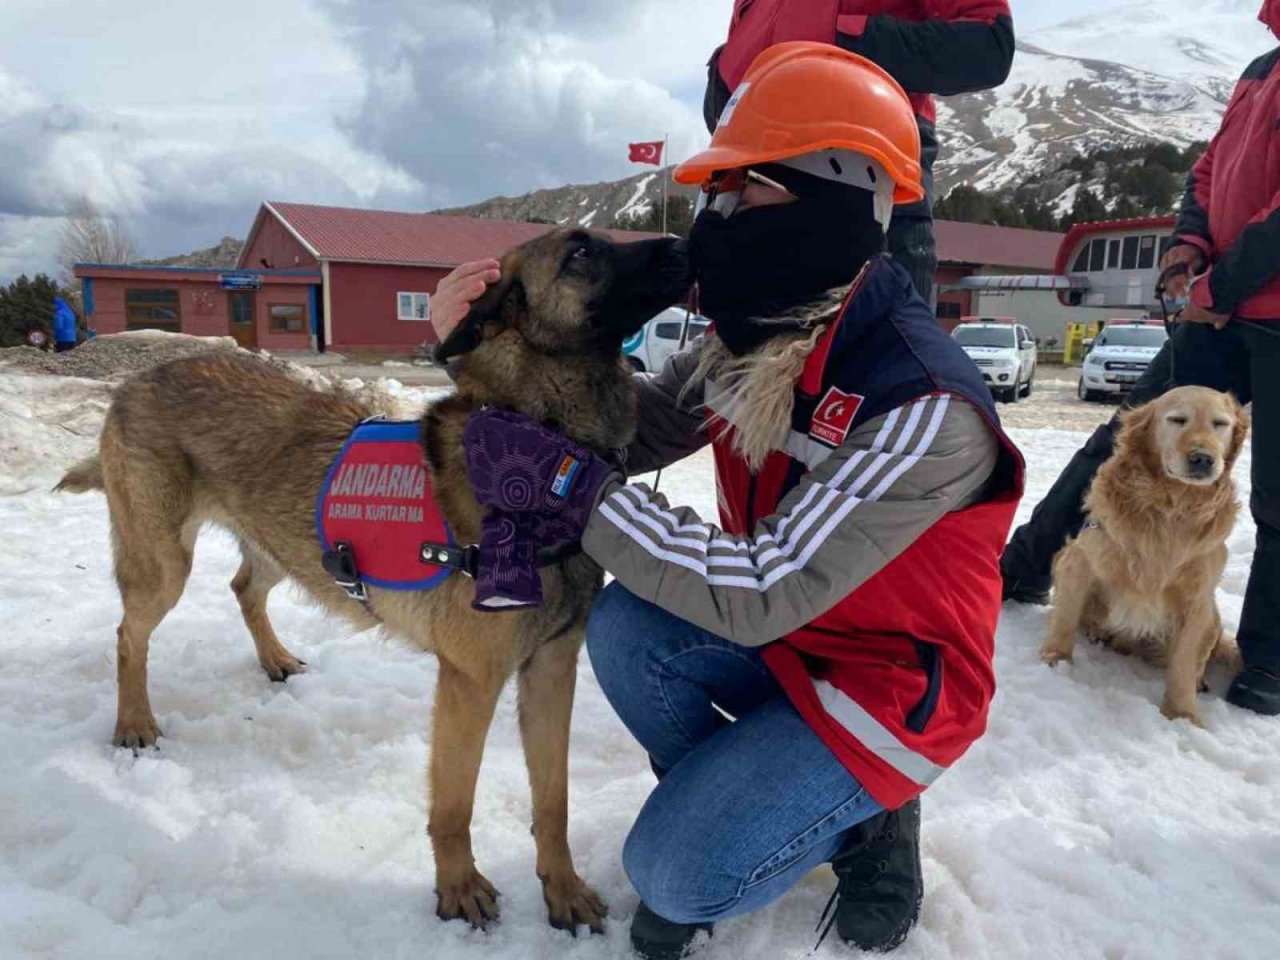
left=322, top=541, right=368, bottom=601
left=420, top=542, right=480, bottom=579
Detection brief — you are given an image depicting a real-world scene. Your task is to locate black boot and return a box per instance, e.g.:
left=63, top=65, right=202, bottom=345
left=630, top=902, right=712, bottom=960
left=1001, top=564, right=1051, bottom=605
left=818, top=798, right=922, bottom=953
left=1226, top=666, right=1280, bottom=716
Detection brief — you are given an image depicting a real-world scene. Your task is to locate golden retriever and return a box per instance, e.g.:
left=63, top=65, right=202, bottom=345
left=1041, top=386, right=1249, bottom=724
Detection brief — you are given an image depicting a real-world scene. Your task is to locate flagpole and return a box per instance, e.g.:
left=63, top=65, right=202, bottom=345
left=662, top=133, right=670, bottom=234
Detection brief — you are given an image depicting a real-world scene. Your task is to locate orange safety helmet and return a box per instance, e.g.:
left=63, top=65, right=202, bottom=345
left=673, top=42, right=924, bottom=206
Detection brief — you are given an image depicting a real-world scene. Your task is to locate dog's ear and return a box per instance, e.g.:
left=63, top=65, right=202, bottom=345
left=1117, top=401, right=1160, bottom=474
left=433, top=272, right=527, bottom=364
left=1226, top=395, right=1251, bottom=470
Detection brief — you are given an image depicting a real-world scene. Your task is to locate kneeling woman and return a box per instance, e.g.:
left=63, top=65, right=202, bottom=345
left=457, top=44, right=1023, bottom=958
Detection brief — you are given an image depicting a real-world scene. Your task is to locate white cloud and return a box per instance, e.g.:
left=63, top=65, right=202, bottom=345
left=322, top=0, right=734, bottom=205
left=0, top=0, right=740, bottom=283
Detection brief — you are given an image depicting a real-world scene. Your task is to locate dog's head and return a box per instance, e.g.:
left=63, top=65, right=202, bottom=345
left=1118, top=386, right=1249, bottom=487
left=434, top=229, right=691, bottom=365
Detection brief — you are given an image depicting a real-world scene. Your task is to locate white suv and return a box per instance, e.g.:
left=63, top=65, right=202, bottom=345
left=623, top=307, right=709, bottom=374
left=1078, top=321, right=1168, bottom=402
left=952, top=320, right=1037, bottom=403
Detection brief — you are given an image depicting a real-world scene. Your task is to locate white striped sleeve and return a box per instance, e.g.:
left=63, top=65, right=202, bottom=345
left=581, top=394, right=999, bottom=646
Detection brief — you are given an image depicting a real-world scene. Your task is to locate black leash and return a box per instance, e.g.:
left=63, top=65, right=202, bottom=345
left=1154, top=261, right=1190, bottom=388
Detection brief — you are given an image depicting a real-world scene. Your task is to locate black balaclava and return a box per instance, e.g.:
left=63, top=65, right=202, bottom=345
left=689, top=162, right=885, bottom=356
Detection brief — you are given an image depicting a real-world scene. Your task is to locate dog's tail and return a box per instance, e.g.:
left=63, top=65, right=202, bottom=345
left=55, top=455, right=104, bottom=494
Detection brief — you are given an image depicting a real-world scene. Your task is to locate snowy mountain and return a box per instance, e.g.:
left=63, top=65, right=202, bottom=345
left=940, top=0, right=1275, bottom=198
left=442, top=1, right=1275, bottom=229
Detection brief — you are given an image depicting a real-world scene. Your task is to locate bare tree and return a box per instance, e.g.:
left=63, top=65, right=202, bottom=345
left=58, top=195, right=137, bottom=284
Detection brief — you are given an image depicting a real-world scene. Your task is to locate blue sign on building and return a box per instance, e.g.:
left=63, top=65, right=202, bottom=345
left=219, top=273, right=263, bottom=292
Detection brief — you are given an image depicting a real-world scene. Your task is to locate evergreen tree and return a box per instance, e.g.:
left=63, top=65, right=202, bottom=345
left=1060, top=189, right=1109, bottom=229
left=0, top=274, right=65, bottom=349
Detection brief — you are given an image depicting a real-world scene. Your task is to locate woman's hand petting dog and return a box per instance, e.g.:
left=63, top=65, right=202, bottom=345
left=431, top=259, right=502, bottom=342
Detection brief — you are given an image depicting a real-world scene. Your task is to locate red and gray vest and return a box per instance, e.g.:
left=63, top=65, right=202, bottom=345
left=710, top=258, right=1023, bottom=808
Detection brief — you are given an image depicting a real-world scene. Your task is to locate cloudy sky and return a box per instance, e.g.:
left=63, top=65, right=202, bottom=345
left=0, top=0, right=1188, bottom=281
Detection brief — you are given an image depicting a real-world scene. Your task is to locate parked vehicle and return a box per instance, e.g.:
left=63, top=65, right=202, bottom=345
left=951, top=319, right=1037, bottom=403
left=624, top=306, right=709, bottom=374
left=1077, top=320, right=1168, bottom=402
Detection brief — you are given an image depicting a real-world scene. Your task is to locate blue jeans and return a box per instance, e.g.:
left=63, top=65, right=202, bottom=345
left=586, top=582, right=884, bottom=925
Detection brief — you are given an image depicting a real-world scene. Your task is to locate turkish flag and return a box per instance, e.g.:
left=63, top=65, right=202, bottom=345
left=629, top=141, right=664, bottom=165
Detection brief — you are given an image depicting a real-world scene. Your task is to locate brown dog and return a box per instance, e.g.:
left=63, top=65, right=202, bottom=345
left=1041, top=386, right=1249, bottom=724
left=57, top=228, right=689, bottom=932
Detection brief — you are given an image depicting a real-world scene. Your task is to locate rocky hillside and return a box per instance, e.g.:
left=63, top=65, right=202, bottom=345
left=440, top=169, right=699, bottom=232
left=141, top=236, right=243, bottom=269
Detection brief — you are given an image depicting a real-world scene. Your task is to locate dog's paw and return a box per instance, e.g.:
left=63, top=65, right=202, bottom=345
left=113, top=715, right=162, bottom=749
left=1161, top=700, right=1205, bottom=727
left=1040, top=648, right=1074, bottom=667
left=436, top=869, right=500, bottom=930
left=260, top=652, right=307, bottom=683
left=541, top=872, right=607, bottom=935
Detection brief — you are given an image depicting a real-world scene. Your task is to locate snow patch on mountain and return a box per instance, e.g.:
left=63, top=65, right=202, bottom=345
left=615, top=173, right=657, bottom=220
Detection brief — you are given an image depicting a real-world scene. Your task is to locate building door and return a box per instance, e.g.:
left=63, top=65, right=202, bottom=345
left=228, top=292, right=257, bottom=349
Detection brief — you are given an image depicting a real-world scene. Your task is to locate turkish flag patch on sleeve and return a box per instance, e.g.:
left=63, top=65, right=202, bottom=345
left=810, top=387, right=864, bottom=447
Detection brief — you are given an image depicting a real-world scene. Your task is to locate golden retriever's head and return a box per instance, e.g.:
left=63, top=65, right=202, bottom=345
left=1118, top=386, right=1249, bottom=487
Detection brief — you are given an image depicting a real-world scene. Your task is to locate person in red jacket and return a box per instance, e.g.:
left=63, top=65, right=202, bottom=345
left=1002, top=2, right=1280, bottom=717
left=703, top=1, right=1015, bottom=305
left=457, top=45, right=1022, bottom=959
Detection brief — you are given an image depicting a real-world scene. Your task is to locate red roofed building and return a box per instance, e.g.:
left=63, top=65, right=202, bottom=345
left=934, top=221, right=1064, bottom=331
left=77, top=200, right=1102, bottom=354
left=77, top=202, right=661, bottom=355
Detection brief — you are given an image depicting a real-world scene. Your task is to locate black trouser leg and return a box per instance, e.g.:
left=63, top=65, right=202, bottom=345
left=1001, top=322, right=1250, bottom=586
left=1000, top=419, right=1123, bottom=585
left=886, top=216, right=937, bottom=307
left=1235, top=321, right=1280, bottom=673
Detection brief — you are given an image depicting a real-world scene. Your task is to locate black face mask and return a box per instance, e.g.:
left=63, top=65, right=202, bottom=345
left=689, top=171, right=885, bottom=356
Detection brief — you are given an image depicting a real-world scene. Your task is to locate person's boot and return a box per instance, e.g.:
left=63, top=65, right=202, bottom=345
left=630, top=902, right=712, bottom=960
left=818, top=798, right=922, bottom=952
left=1226, top=666, right=1280, bottom=716
left=1001, top=558, right=1051, bottom=605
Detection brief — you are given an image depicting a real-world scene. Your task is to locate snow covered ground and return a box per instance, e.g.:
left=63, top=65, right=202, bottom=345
left=2, top=374, right=1278, bottom=960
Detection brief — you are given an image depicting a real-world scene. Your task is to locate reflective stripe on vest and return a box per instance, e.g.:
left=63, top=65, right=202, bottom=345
left=813, top=679, right=947, bottom=786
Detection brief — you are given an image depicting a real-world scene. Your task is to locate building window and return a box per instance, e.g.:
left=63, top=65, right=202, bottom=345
left=935, top=302, right=962, bottom=320
left=229, top=292, right=254, bottom=327
left=1138, top=234, right=1157, bottom=270
left=1072, top=245, right=1089, bottom=272
left=125, top=289, right=181, bottom=331
left=269, top=303, right=306, bottom=333
left=1120, top=236, right=1139, bottom=270
left=1088, top=238, right=1107, bottom=272
left=398, top=292, right=430, bottom=321
left=1107, top=239, right=1121, bottom=269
